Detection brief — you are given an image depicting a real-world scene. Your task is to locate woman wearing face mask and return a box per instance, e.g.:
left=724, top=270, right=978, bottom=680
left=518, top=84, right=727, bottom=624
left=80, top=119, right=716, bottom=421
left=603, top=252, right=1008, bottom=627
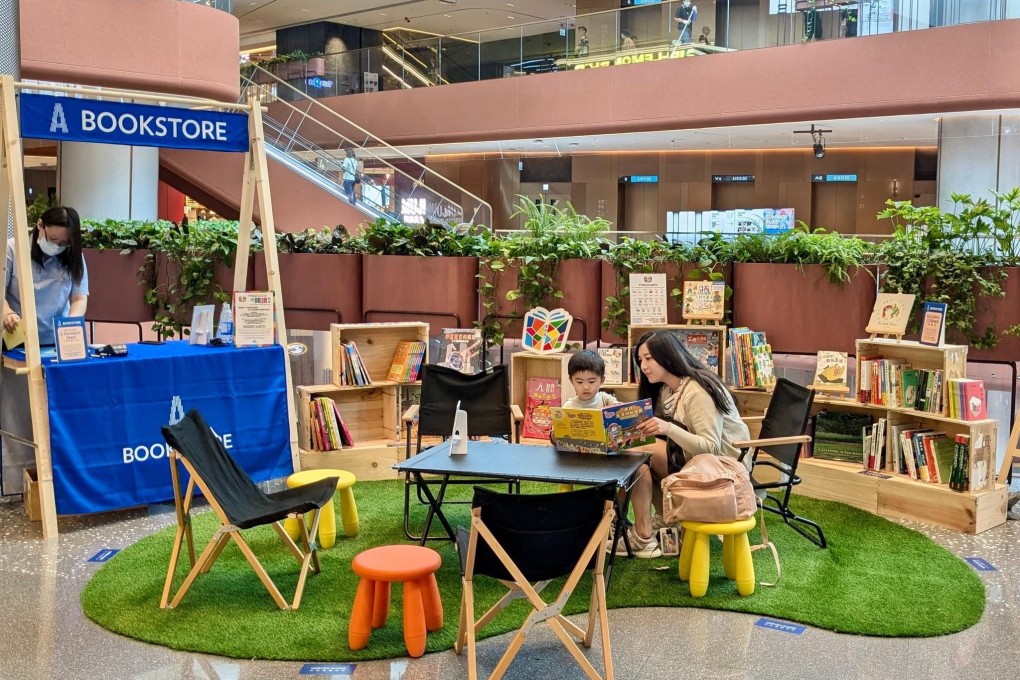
left=3, top=205, right=88, bottom=346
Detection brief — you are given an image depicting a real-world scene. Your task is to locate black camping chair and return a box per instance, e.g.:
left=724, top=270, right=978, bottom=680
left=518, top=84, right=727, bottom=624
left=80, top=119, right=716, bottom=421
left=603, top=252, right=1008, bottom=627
left=735, top=378, right=824, bottom=548
left=401, top=364, right=523, bottom=541
left=454, top=483, right=617, bottom=680
left=160, top=409, right=338, bottom=610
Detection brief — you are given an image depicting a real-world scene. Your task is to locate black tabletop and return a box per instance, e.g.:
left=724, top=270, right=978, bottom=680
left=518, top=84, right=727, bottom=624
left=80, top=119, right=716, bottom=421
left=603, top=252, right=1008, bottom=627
left=394, top=440, right=649, bottom=487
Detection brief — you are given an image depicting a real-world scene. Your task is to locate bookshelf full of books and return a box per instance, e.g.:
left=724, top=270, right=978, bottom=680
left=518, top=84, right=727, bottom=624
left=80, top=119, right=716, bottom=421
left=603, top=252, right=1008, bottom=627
left=297, top=322, right=429, bottom=481
left=732, top=337, right=1005, bottom=535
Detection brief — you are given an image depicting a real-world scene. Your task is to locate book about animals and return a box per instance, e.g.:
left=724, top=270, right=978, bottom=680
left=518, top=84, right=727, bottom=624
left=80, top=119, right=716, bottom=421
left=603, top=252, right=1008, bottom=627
left=550, top=398, right=655, bottom=454
left=438, top=328, right=483, bottom=374
left=681, top=280, right=725, bottom=321
left=522, top=376, right=561, bottom=440
left=918, top=301, right=947, bottom=346
left=812, top=351, right=848, bottom=390
left=866, top=293, right=915, bottom=336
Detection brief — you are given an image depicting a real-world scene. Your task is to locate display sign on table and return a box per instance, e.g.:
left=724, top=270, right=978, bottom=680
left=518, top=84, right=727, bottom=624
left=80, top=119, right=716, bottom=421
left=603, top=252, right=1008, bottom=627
left=54, top=316, right=87, bottom=363
left=233, top=291, right=277, bottom=347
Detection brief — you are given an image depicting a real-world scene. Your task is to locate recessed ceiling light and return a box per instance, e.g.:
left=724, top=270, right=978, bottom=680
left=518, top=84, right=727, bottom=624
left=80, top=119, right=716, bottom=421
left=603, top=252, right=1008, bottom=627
left=380, top=12, right=387, bottom=16
left=508, top=16, right=515, bottom=19
left=507, top=2, right=515, bottom=6
left=444, top=14, right=451, bottom=17
left=301, top=8, right=310, bottom=12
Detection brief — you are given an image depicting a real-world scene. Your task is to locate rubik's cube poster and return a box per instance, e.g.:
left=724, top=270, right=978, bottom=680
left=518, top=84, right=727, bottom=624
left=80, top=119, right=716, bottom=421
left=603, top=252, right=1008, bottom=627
left=522, top=307, right=573, bottom=354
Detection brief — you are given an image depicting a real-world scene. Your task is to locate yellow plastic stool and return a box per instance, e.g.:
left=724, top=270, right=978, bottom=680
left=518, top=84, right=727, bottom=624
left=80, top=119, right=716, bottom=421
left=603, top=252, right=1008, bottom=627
left=678, top=516, right=756, bottom=598
left=283, top=469, right=359, bottom=549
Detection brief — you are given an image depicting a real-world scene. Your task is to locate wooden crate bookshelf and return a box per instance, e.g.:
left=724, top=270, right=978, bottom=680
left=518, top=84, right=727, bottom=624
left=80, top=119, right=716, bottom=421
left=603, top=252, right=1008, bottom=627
left=298, top=322, right=429, bottom=480
left=628, top=323, right=727, bottom=382
left=855, top=338, right=967, bottom=416
left=510, top=352, right=571, bottom=444
left=732, top=388, right=1006, bottom=534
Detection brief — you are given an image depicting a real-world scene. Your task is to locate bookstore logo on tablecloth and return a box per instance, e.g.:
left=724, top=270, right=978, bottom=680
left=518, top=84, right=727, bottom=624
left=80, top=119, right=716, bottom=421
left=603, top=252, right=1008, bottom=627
left=169, top=395, right=185, bottom=425
left=121, top=396, right=233, bottom=464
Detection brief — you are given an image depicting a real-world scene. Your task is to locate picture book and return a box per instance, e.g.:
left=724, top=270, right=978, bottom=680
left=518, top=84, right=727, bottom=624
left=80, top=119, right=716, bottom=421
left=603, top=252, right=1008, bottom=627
left=438, top=328, right=483, bottom=374
left=522, top=376, right=561, bottom=440
left=522, top=306, right=573, bottom=354
left=865, top=293, right=915, bottom=336
left=386, top=340, right=427, bottom=382
left=681, top=280, right=725, bottom=321
left=672, top=328, right=722, bottom=375
left=918, top=301, right=947, bottom=346
left=811, top=351, right=848, bottom=391
left=550, top=398, right=655, bottom=454
left=811, top=410, right=873, bottom=463
left=596, top=347, right=627, bottom=385
left=948, top=378, right=987, bottom=420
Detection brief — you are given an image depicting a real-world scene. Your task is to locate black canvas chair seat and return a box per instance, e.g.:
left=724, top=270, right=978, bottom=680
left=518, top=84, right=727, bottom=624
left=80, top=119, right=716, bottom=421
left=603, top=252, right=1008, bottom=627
left=403, top=364, right=523, bottom=542
left=160, top=409, right=336, bottom=610
left=455, top=483, right=616, bottom=680
left=736, top=378, right=824, bottom=548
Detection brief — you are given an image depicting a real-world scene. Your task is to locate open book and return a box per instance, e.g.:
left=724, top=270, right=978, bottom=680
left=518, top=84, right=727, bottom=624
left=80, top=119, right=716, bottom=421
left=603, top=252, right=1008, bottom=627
left=550, top=398, right=655, bottom=454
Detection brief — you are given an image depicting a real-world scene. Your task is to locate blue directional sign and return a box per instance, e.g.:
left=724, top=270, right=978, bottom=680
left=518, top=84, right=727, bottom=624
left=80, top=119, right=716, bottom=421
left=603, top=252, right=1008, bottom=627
left=755, top=617, right=806, bottom=635
left=300, top=663, right=357, bottom=675
left=87, top=549, right=120, bottom=563
left=965, top=557, right=998, bottom=572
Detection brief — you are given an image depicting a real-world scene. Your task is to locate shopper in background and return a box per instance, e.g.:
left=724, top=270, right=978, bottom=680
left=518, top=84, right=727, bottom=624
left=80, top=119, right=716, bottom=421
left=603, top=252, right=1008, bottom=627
left=675, top=0, right=698, bottom=45
left=342, top=147, right=358, bottom=204
left=575, top=25, right=589, bottom=57
left=4, top=205, right=88, bottom=346
left=617, top=329, right=750, bottom=558
left=621, top=30, right=637, bottom=49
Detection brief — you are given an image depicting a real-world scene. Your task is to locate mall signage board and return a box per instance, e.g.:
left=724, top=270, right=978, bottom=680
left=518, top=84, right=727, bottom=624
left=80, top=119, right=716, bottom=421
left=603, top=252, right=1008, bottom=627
left=812, top=174, right=859, bottom=183
left=712, top=175, right=755, bottom=183
left=19, top=93, right=249, bottom=152
left=620, top=175, right=659, bottom=184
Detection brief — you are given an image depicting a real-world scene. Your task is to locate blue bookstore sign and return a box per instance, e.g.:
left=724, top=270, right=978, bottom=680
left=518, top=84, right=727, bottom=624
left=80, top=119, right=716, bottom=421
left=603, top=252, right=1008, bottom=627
left=620, top=175, right=659, bottom=183
left=812, top=173, right=858, bottom=183
left=965, top=557, right=998, bottom=572
left=300, top=663, right=357, bottom=675
left=87, top=549, right=119, bottom=563
left=755, top=618, right=806, bottom=635
left=19, top=93, right=249, bottom=152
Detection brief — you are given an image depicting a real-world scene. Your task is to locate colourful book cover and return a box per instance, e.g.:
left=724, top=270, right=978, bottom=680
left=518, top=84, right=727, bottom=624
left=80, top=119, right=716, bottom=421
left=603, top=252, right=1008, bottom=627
left=386, top=341, right=413, bottom=382
left=959, top=379, right=987, bottom=420
left=439, top=328, right=483, bottom=374
left=550, top=398, right=654, bottom=454
left=918, top=301, right=947, bottom=347
left=522, top=376, right=561, bottom=440
left=673, top=329, right=721, bottom=375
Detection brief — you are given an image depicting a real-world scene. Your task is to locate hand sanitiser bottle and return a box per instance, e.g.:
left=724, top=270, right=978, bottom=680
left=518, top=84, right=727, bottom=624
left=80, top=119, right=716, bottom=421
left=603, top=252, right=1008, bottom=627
left=217, top=302, right=233, bottom=345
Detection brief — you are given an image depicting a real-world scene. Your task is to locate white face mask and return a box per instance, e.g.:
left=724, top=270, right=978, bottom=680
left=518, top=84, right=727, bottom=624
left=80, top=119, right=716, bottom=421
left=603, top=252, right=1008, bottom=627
left=38, top=232, right=66, bottom=257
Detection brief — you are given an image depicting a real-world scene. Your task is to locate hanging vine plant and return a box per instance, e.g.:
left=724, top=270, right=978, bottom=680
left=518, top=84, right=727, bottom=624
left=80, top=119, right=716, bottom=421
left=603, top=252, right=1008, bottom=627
left=601, top=237, right=689, bottom=340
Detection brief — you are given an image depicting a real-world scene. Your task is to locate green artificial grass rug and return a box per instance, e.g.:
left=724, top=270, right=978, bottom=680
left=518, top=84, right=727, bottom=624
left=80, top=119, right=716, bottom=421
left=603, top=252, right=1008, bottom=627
left=81, top=480, right=985, bottom=662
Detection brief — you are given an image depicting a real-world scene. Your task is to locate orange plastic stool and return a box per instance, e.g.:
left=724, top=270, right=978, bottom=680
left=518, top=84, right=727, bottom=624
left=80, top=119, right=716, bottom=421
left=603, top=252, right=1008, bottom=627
left=349, top=545, right=443, bottom=658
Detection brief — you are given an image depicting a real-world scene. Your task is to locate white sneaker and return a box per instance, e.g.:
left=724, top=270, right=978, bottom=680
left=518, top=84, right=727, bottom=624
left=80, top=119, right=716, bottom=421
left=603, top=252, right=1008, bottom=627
left=613, top=526, right=662, bottom=558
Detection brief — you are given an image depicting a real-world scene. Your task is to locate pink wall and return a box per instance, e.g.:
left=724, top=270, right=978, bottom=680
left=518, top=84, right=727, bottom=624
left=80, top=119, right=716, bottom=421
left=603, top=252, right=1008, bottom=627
left=157, top=181, right=185, bottom=223
left=312, top=20, right=1020, bottom=147
left=159, top=148, right=368, bottom=232
left=20, top=0, right=239, bottom=101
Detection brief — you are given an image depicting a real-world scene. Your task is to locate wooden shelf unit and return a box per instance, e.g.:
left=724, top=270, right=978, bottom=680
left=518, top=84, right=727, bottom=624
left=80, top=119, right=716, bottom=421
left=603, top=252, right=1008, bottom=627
left=628, top=323, right=727, bottom=382
left=733, top=386, right=1006, bottom=535
left=510, top=352, right=573, bottom=407
left=855, top=338, right=968, bottom=417
left=297, top=322, right=429, bottom=480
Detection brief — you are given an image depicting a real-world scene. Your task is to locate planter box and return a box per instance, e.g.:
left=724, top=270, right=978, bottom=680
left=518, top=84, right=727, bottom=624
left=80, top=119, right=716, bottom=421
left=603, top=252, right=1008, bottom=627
left=82, top=248, right=152, bottom=324
left=731, top=263, right=878, bottom=355
left=254, top=252, right=363, bottom=331
left=362, top=254, right=479, bottom=330
left=151, top=252, right=254, bottom=326
left=483, top=258, right=602, bottom=345
left=598, top=259, right=699, bottom=345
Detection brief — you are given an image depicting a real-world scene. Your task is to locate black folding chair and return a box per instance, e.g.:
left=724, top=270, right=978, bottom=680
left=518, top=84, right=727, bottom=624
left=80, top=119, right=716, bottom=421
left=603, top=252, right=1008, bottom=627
left=735, top=378, right=824, bottom=548
left=401, top=364, right=523, bottom=541
left=160, top=409, right=338, bottom=610
left=454, top=483, right=616, bottom=680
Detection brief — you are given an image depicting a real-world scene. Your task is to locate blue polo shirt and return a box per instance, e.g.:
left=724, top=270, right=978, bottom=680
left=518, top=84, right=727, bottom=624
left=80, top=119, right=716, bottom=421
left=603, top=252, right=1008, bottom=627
left=5, top=238, right=89, bottom=345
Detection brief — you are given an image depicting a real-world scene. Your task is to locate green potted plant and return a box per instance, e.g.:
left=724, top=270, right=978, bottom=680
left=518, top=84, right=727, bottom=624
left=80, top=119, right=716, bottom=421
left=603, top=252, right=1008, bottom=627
left=728, top=225, right=878, bottom=355
left=480, top=196, right=609, bottom=346
left=253, top=225, right=365, bottom=331
left=360, top=218, right=490, bottom=330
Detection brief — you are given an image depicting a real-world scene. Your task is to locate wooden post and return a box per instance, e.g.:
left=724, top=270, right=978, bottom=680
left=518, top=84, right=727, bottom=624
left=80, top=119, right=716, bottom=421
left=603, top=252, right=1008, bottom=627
left=0, top=76, right=58, bottom=538
left=247, top=102, right=300, bottom=471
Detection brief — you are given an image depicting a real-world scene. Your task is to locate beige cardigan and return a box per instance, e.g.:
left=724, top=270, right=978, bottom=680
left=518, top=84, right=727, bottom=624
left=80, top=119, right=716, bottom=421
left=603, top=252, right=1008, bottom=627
left=659, top=380, right=751, bottom=470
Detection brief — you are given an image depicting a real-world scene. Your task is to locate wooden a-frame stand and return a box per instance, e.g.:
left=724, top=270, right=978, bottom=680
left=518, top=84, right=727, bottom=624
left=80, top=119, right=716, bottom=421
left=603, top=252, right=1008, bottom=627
left=0, top=76, right=297, bottom=538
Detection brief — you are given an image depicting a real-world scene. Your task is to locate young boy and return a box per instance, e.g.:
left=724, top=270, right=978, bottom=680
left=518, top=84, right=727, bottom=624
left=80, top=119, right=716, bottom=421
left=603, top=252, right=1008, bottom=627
left=562, top=350, right=619, bottom=409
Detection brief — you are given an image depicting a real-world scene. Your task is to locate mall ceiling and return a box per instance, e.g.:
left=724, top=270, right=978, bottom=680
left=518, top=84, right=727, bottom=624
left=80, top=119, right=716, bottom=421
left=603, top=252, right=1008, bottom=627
left=237, top=0, right=578, bottom=49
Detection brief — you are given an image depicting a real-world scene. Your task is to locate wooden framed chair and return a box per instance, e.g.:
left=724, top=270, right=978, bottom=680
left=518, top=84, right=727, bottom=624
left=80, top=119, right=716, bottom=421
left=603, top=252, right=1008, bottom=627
left=160, top=409, right=338, bottom=610
left=735, top=377, right=822, bottom=547
left=401, top=364, right=523, bottom=541
left=454, top=483, right=617, bottom=680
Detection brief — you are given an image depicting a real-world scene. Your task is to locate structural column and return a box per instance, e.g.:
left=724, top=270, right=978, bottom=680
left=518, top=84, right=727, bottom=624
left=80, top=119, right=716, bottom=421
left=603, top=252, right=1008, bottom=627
left=937, top=114, right=1020, bottom=209
left=59, top=142, right=158, bottom=221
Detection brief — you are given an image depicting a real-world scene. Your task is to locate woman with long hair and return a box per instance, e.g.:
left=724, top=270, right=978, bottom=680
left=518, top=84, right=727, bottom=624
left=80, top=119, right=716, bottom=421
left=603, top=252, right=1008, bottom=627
left=619, top=329, right=749, bottom=558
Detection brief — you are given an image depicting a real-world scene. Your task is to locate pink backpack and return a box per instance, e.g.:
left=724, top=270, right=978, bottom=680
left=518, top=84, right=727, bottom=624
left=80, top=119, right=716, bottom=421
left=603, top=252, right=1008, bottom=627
left=661, top=453, right=757, bottom=524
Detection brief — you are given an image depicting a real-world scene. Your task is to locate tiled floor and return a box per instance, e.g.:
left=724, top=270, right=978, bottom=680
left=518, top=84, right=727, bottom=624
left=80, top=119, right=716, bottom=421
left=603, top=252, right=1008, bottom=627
left=2, top=494, right=1019, bottom=680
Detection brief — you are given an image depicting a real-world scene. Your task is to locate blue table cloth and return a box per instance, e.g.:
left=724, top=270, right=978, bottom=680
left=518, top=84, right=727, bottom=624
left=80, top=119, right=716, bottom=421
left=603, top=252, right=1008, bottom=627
left=13, top=341, right=292, bottom=515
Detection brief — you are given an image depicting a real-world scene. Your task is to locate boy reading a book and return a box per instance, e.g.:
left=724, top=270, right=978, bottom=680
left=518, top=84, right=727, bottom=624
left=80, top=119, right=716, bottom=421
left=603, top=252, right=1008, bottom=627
left=563, top=350, right=619, bottom=409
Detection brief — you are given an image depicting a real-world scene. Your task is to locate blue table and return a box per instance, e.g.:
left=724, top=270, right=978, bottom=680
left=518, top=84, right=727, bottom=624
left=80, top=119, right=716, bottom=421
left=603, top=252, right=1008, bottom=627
left=6, top=341, right=292, bottom=515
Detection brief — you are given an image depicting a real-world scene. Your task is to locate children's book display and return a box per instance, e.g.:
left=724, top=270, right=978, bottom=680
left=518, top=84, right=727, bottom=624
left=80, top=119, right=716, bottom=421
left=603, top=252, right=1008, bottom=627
left=727, top=327, right=775, bottom=388
left=521, top=307, right=573, bottom=354
left=918, top=301, right=947, bottom=347
left=337, top=341, right=372, bottom=386
left=308, top=396, right=354, bottom=451
left=522, top=376, right=561, bottom=439
left=674, top=327, right=723, bottom=375
left=947, top=379, right=986, bottom=421
left=681, top=280, right=725, bottom=322
left=550, top=398, right=655, bottom=454
left=385, top=340, right=427, bottom=382
left=438, top=328, right=483, bottom=374
left=865, top=293, right=915, bottom=339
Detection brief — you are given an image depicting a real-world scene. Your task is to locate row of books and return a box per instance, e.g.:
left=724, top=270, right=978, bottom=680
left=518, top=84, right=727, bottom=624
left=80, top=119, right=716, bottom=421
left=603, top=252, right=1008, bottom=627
left=337, top=341, right=372, bottom=386
left=946, top=378, right=988, bottom=421
left=857, top=356, right=946, bottom=415
left=385, top=341, right=427, bottom=382
left=728, top=327, right=775, bottom=388
left=308, top=396, right=354, bottom=451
